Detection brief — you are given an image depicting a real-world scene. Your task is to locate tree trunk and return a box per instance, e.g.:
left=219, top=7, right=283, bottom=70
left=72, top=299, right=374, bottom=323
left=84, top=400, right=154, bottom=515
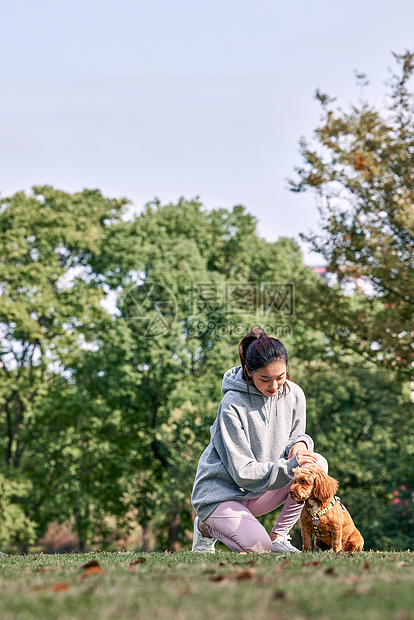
left=73, top=507, right=89, bottom=552
left=142, top=521, right=150, bottom=552
left=20, top=541, right=29, bottom=554
left=78, top=538, right=87, bottom=553
left=167, top=513, right=181, bottom=552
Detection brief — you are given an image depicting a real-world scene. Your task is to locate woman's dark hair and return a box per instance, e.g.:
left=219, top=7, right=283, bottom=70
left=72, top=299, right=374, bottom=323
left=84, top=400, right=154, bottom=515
left=238, top=326, right=292, bottom=397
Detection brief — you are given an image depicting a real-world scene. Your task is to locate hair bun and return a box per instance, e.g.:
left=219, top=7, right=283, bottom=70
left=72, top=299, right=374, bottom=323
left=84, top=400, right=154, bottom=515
left=250, top=326, right=267, bottom=339
left=238, top=326, right=268, bottom=364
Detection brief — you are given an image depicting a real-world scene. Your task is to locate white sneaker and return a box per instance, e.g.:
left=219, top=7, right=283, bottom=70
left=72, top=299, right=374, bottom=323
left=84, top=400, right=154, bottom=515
left=192, top=516, right=216, bottom=553
left=271, top=535, right=301, bottom=554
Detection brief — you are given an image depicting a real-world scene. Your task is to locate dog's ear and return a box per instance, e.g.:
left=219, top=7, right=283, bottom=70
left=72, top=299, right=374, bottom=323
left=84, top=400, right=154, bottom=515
left=313, top=470, right=339, bottom=501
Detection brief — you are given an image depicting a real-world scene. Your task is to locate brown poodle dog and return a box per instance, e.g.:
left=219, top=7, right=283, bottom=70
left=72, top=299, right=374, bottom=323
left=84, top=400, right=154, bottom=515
left=289, top=463, right=364, bottom=553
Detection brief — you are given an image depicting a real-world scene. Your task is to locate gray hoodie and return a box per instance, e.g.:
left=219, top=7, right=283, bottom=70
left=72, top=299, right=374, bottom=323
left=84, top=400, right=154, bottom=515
left=191, top=366, right=314, bottom=522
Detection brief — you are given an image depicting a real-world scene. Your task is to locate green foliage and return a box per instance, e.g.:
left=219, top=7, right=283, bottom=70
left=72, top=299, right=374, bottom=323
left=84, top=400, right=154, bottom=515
left=0, top=475, right=36, bottom=548
left=0, top=186, right=130, bottom=548
left=289, top=51, right=414, bottom=378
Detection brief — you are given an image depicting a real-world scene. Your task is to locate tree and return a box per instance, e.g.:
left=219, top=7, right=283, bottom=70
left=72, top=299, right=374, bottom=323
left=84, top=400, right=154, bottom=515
left=0, top=186, right=131, bottom=548
left=290, top=51, right=414, bottom=378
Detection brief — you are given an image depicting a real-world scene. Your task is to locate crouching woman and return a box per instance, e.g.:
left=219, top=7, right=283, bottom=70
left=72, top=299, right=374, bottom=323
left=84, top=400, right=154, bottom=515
left=191, top=326, right=327, bottom=554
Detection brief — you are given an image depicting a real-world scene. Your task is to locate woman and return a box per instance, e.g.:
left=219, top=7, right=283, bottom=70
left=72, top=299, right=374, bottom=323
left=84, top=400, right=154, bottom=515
left=191, top=326, right=327, bottom=553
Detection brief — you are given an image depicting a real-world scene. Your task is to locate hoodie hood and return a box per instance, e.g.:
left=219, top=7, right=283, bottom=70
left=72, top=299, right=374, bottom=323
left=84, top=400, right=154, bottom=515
left=221, top=366, right=264, bottom=398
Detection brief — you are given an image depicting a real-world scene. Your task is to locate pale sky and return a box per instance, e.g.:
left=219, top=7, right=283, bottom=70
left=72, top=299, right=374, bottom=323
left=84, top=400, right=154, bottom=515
left=2, top=0, right=414, bottom=264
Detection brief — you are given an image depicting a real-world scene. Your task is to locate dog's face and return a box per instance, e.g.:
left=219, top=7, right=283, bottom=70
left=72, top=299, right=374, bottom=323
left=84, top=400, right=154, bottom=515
left=289, top=464, right=339, bottom=503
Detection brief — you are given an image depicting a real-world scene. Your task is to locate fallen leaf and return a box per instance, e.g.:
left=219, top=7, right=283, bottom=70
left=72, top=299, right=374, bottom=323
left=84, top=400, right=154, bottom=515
left=50, top=582, right=70, bottom=592
left=84, top=566, right=105, bottom=575
left=325, top=567, right=335, bottom=574
left=303, top=560, right=321, bottom=567
left=363, top=561, right=370, bottom=569
left=218, top=560, right=228, bottom=567
left=234, top=569, right=255, bottom=581
left=209, top=574, right=228, bottom=582
left=82, top=560, right=101, bottom=569
left=272, top=590, right=286, bottom=600
left=129, top=560, right=146, bottom=573
left=34, top=566, right=63, bottom=573
left=209, top=567, right=259, bottom=584
left=275, top=560, right=289, bottom=572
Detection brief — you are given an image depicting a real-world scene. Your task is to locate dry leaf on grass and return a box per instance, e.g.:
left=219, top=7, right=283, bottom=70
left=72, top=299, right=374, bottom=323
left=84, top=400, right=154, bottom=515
left=50, top=582, right=71, bottom=592
left=82, top=560, right=101, bottom=569
left=209, top=567, right=257, bottom=584
left=84, top=566, right=105, bottom=575
left=129, top=560, right=146, bottom=573
left=209, top=574, right=229, bottom=583
left=31, top=582, right=71, bottom=593
left=81, top=559, right=105, bottom=576
left=234, top=568, right=256, bottom=581
left=275, top=560, right=289, bottom=572
left=303, top=561, right=321, bottom=567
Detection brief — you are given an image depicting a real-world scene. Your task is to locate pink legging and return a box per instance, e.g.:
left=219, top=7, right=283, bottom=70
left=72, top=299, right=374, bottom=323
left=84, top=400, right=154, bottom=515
left=202, top=453, right=328, bottom=553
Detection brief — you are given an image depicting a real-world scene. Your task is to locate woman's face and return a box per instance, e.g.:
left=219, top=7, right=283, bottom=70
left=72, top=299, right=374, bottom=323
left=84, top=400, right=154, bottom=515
left=248, top=360, right=287, bottom=397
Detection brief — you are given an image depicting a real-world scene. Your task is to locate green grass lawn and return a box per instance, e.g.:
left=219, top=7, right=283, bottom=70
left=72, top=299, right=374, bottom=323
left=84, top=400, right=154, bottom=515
left=0, top=550, right=412, bottom=620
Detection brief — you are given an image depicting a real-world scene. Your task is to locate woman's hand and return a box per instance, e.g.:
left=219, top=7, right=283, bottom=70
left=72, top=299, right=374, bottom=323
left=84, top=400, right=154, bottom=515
left=294, top=449, right=318, bottom=466
left=288, top=442, right=318, bottom=466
